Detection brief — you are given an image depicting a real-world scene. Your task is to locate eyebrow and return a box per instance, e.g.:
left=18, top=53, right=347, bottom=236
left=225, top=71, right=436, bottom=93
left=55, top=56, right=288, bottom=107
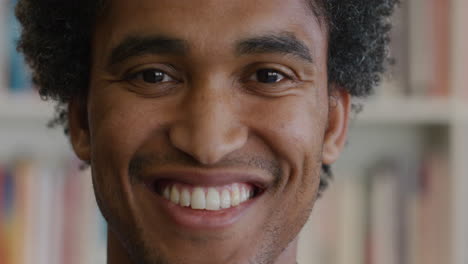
left=108, top=32, right=314, bottom=68
left=235, top=32, right=314, bottom=63
left=108, top=35, right=188, bottom=67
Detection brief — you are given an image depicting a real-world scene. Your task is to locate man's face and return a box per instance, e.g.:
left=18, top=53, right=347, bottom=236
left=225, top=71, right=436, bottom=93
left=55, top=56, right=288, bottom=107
left=69, top=0, right=350, bottom=263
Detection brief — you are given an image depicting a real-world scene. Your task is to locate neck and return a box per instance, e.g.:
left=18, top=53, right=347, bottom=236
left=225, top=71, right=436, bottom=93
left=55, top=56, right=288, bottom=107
left=106, top=228, right=298, bottom=264
left=107, top=228, right=133, bottom=264
left=274, top=237, right=299, bottom=264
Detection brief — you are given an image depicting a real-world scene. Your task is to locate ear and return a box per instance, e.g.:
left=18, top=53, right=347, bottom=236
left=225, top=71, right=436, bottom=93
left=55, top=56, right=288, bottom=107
left=68, top=97, right=91, bottom=162
left=322, top=85, right=351, bottom=165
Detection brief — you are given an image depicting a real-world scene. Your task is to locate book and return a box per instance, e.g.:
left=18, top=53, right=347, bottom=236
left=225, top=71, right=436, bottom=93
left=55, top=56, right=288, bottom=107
left=0, top=165, right=6, bottom=264
left=377, top=0, right=409, bottom=98
left=298, top=176, right=342, bottom=264
left=0, top=0, right=8, bottom=96
left=451, top=0, right=468, bottom=99
left=6, top=0, right=32, bottom=94
left=0, top=157, right=108, bottom=264
left=336, top=176, right=366, bottom=264
left=1, top=165, right=14, bottom=264
left=414, top=150, right=451, bottom=264
left=408, top=0, right=450, bottom=97
left=367, top=159, right=400, bottom=264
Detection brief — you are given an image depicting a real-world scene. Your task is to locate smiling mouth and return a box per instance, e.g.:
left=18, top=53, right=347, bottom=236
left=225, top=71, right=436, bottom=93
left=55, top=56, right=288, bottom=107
left=140, top=170, right=269, bottom=228
left=154, top=181, right=261, bottom=211
left=152, top=181, right=263, bottom=211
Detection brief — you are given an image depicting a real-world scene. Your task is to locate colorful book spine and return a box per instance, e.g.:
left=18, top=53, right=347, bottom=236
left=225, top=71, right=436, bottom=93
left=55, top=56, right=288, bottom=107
left=0, top=158, right=108, bottom=264
left=408, top=0, right=450, bottom=97
left=0, top=0, right=8, bottom=96
left=1, top=165, right=14, bottom=264
left=7, top=0, right=32, bottom=94
left=0, top=165, right=6, bottom=264
left=415, top=151, right=451, bottom=264
left=368, top=160, right=399, bottom=264
left=378, top=0, right=409, bottom=97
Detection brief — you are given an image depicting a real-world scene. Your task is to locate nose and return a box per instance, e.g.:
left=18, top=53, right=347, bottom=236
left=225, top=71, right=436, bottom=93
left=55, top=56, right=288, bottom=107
left=169, top=84, right=248, bottom=165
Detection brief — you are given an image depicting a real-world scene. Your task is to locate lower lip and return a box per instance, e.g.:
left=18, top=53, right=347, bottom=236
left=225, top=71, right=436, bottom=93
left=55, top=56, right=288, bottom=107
left=146, top=186, right=259, bottom=230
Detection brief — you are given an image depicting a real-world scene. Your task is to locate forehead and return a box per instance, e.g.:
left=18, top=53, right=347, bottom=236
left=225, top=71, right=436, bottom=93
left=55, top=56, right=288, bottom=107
left=95, top=0, right=326, bottom=58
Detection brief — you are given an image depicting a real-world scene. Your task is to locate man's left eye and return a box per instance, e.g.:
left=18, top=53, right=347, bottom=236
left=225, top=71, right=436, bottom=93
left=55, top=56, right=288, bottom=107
left=251, top=69, right=286, bottom=83
left=134, top=69, right=174, bottom=83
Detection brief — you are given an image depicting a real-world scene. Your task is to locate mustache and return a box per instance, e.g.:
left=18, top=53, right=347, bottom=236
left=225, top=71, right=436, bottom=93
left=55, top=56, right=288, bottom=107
left=128, top=150, right=283, bottom=186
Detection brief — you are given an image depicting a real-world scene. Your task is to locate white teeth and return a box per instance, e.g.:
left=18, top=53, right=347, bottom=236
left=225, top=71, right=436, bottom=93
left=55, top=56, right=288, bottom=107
left=161, top=183, right=255, bottom=210
left=240, top=186, right=248, bottom=203
left=206, top=188, right=220, bottom=210
left=163, top=187, right=170, bottom=200
left=191, top=188, right=206, bottom=210
left=180, top=189, right=191, bottom=207
left=221, top=189, right=231, bottom=209
left=231, top=185, right=241, bottom=206
left=170, top=186, right=180, bottom=204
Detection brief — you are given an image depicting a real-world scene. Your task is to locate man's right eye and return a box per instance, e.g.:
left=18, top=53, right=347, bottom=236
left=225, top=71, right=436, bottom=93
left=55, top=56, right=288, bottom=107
left=121, top=67, right=181, bottom=97
left=128, top=69, right=175, bottom=84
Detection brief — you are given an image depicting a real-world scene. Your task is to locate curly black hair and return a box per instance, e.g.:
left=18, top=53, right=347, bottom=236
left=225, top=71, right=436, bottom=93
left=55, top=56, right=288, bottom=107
left=15, top=0, right=398, bottom=193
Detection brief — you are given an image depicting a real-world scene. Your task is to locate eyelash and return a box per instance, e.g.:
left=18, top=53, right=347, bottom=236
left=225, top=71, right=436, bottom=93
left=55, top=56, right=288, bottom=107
left=125, top=68, right=293, bottom=84
left=120, top=64, right=298, bottom=99
left=124, top=68, right=177, bottom=83
left=249, top=69, right=292, bottom=84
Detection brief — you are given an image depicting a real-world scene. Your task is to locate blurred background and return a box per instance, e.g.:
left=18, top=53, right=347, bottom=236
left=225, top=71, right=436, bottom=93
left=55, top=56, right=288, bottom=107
left=0, top=0, right=467, bottom=264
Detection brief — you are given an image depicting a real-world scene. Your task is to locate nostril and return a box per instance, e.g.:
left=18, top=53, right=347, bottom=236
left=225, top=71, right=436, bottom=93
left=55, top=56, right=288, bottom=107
left=168, top=116, right=248, bottom=166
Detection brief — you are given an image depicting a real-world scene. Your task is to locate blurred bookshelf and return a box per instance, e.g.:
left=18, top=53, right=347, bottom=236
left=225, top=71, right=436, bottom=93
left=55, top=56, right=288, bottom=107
left=0, top=1, right=107, bottom=264
left=0, top=1, right=466, bottom=264
left=298, top=1, right=468, bottom=264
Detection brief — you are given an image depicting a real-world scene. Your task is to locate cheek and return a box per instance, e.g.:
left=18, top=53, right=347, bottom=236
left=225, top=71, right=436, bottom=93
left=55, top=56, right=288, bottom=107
left=86, top=87, right=164, bottom=210
left=246, top=93, right=328, bottom=206
left=244, top=95, right=326, bottom=261
left=246, top=95, right=328, bottom=170
left=89, top=101, right=138, bottom=170
left=87, top=86, right=165, bottom=169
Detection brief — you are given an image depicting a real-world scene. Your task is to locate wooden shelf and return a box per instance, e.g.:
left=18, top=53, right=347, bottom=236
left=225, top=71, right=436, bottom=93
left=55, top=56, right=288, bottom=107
left=353, top=96, right=453, bottom=125
left=0, top=95, right=55, bottom=122
left=2, top=94, right=465, bottom=126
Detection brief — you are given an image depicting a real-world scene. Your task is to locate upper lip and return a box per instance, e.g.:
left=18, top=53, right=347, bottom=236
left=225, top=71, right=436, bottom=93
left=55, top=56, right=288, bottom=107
left=141, top=168, right=272, bottom=190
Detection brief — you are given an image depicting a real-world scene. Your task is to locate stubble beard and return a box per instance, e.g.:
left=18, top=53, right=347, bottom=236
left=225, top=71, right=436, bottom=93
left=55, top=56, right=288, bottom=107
left=92, top=151, right=321, bottom=264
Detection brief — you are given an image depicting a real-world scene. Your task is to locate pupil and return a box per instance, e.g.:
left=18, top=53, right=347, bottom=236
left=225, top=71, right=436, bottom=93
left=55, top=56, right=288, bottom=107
left=142, top=70, right=164, bottom=83
left=257, top=69, right=279, bottom=83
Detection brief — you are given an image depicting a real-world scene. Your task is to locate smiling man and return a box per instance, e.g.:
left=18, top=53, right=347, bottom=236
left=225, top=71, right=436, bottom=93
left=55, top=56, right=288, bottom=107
left=16, top=0, right=398, bottom=263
